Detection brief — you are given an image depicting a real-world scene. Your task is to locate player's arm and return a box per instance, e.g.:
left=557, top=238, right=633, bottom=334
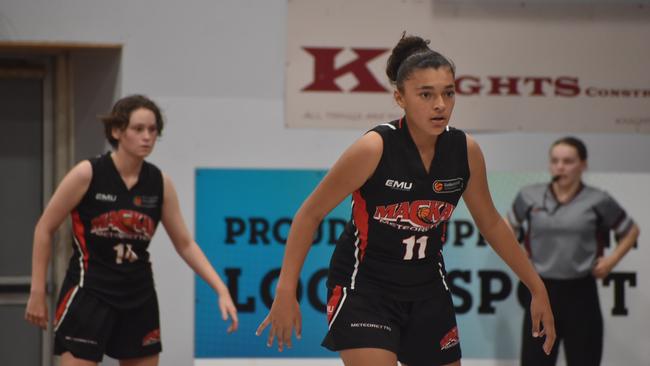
left=25, top=161, right=92, bottom=329
left=160, top=173, right=238, bottom=332
left=461, top=134, right=556, bottom=355
left=275, top=131, right=382, bottom=297
left=593, top=223, right=639, bottom=278
left=256, top=131, right=383, bottom=351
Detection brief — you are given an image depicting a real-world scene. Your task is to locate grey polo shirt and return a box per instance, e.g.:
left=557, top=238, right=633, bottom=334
left=507, top=183, right=634, bottom=279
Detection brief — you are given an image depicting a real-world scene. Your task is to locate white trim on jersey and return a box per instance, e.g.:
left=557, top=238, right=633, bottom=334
left=350, top=234, right=361, bottom=290
left=54, top=285, right=79, bottom=332
left=328, top=287, right=348, bottom=330
left=349, top=200, right=361, bottom=290
left=438, top=261, right=449, bottom=291
left=73, top=236, right=85, bottom=288
left=615, top=216, right=633, bottom=237
left=380, top=123, right=396, bottom=130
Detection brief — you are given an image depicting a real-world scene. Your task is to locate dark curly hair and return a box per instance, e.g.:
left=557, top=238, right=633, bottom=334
left=386, top=33, right=455, bottom=91
left=100, top=94, right=164, bottom=148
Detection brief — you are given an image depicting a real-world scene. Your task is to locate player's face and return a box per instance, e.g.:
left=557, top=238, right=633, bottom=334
left=394, top=67, right=455, bottom=137
left=549, top=143, right=586, bottom=186
left=113, top=108, right=158, bottom=158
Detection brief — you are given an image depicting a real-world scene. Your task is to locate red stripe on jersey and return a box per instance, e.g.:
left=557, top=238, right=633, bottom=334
left=71, top=210, right=89, bottom=271
left=54, top=286, right=75, bottom=326
left=398, top=117, right=404, bottom=129
left=326, top=285, right=343, bottom=323
left=352, top=190, right=369, bottom=261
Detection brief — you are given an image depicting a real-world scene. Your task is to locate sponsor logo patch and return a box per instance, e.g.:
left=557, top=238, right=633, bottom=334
left=133, top=195, right=159, bottom=208
left=433, top=178, right=464, bottom=194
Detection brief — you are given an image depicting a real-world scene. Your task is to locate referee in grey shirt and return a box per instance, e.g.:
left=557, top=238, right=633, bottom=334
left=507, top=136, right=639, bottom=366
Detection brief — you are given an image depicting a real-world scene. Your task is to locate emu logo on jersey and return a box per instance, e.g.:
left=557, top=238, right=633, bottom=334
left=440, top=326, right=459, bottom=350
left=385, top=179, right=413, bottom=191
left=91, top=210, right=155, bottom=241
left=433, top=178, right=464, bottom=194
left=373, top=200, right=455, bottom=232
left=95, top=193, right=117, bottom=202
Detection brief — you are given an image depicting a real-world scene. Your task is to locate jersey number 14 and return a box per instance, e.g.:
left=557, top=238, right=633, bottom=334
left=113, top=243, right=139, bottom=264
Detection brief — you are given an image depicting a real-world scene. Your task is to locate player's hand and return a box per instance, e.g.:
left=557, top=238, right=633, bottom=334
left=217, top=290, right=239, bottom=333
left=255, top=288, right=302, bottom=352
left=25, top=291, right=49, bottom=330
left=592, top=256, right=616, bottom=279
left=530, top=291, right=556, bottom=355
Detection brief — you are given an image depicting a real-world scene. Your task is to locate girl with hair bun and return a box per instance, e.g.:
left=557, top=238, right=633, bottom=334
left=257, top=34, right=556, bottom=366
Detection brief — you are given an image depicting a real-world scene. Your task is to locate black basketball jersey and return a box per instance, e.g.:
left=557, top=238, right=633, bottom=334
left=64, top=152, right=163, bottom=308
left=327, top=118, right=470, bottom=300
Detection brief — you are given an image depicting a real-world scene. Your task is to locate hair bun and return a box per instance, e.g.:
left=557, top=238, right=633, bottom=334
left=386, top=33, right=431, bottom=83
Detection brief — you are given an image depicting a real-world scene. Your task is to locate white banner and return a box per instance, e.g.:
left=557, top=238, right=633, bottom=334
left=286, top=0, right=650, bottom=132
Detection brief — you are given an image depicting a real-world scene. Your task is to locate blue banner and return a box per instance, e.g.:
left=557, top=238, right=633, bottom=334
left=195, top=169, right=350, bottom=357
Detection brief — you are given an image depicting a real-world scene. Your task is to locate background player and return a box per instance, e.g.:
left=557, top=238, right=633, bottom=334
left=25, top=95, right=238, bottom=366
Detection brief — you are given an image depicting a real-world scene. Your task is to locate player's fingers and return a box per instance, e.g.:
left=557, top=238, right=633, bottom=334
left=255, top=316, right=270, bottom=336
left=220, top=304, right=228, bottom=321
left=277, top=326, right=285, bottom=352
left=39, top=319, right=48, bottom=330
left=530, top=311, right=541, bottom=337
left=266, top=325, right=276, bottom=348
left=229, top=307, right=239, bottom=333
left=542, top=318, right=556, bottom=355
left=283, top=327, right=293, bottom=349
left=295, top=317, right=302, bottom=340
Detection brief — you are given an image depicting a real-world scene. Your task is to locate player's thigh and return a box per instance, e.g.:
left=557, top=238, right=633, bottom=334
left=59, top=351, right=98, bottom=366
left=340, top=347, right=397, bottom=366
left=119, top=354, right=159, bottom=366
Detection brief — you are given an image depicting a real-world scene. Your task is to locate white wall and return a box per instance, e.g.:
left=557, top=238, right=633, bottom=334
left=1, top=1, right=648, bottom=365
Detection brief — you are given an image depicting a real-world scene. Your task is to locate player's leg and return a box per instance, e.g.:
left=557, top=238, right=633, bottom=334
left=54, top=283, right=115, bottom=365
left=119, top=354, right=159, bottom=366
left=562, top=277, right=602, bottom=366
left=59, top=352, right=98, bottom=366
left=340, top=348, right=398, bottom=366
left=107, top=293, right=162, bottom=363
left=397, top=291, right=461, bottom=366
left=520, top=280, right=561, bottom=366
left=322, top=286, right=401, bottom=365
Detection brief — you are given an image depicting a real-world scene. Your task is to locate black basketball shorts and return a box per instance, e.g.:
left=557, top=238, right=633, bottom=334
left=53, top=281, right=162, bottom=362
left=322, top=285, right=461, bottom=366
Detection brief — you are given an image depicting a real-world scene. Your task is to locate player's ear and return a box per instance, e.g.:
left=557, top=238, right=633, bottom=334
left=394, top=89, right=405, bottom=109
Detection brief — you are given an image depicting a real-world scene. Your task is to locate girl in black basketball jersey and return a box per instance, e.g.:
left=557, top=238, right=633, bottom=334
left=25, top=95, right=238, bottom=366
left=256, top=34, right=556, bottom=366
